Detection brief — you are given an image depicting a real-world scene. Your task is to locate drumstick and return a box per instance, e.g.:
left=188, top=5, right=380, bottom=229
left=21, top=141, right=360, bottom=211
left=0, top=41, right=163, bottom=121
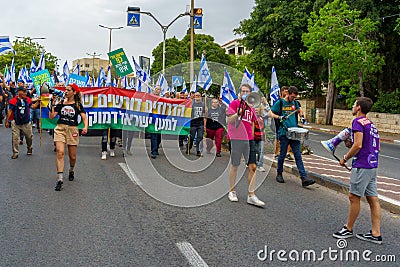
left=333, top=154, right=352, bottom=171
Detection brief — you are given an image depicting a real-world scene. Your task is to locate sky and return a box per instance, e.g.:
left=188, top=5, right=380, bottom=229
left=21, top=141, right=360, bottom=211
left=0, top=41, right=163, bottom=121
left=1, top=0, right=255, bottom=69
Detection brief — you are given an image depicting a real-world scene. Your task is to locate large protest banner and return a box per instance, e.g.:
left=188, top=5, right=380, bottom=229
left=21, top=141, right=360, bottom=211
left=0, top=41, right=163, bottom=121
left=40, top=87, right=191, bottom=135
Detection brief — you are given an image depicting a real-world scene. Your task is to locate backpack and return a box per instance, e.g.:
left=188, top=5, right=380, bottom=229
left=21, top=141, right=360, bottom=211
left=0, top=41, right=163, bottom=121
left=14, top=98, right=31, bottom=125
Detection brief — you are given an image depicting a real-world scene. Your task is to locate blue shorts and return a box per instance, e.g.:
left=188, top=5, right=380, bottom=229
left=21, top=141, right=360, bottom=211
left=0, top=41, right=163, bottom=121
left=349, top=168, right=378, bottom=197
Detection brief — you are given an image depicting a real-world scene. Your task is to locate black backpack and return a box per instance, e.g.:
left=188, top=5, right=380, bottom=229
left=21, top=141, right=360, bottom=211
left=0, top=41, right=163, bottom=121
left=14, top=98, right=30, bottom=125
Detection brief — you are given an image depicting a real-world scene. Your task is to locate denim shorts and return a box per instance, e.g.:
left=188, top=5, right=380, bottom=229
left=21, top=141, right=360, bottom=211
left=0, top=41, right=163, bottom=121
left=349, top=168, right=378, bottom=197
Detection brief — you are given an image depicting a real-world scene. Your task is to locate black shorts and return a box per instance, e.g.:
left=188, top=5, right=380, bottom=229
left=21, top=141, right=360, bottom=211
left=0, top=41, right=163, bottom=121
left=230, top=140, right=257, bottom=166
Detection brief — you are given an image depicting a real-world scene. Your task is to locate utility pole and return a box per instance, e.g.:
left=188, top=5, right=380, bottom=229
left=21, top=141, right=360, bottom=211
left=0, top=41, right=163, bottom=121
left=190, top=0, right=194, bottom=84
left=86, top=52, right=101, bottom=76
left=98, top=25, right=123, bottom=64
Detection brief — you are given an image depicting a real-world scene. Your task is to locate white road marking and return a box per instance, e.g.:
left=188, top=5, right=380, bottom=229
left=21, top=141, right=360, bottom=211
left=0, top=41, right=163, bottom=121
left=176, top=242, right=209, bottom=267
left=378, top=188, right=400, bottom=195
left=380, top=154, right=400, bottom=161
left=118, top=163, right=142, bottom=185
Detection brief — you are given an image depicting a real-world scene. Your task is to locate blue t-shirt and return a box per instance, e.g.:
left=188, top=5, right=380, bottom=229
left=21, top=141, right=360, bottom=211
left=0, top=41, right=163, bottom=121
left=351, top=116, right=379, bottom=169
left=270, top=98, right=300, bottom=137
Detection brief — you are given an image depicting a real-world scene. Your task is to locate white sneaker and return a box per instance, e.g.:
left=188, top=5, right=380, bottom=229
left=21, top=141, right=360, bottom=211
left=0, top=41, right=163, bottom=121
left=101, top=151, right=107, bottom=160
left=228, top=191, right=238, bottom=202
left=257, top=166, right=266, bottom=172
left=110, top=149, right=115, bottom=157
left=247, top=195, right=265, bottom=207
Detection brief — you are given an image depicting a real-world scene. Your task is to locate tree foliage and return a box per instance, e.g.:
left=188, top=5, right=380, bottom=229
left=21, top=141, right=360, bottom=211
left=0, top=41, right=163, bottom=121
left=0, top=37, right=58, bottom=75
left=301, top=0, right=384, bottom=107
left=235, top=0, right=315, bottom=92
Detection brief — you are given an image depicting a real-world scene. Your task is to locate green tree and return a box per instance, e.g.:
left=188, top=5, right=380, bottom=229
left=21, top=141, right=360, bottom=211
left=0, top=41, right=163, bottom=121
left=301, top=0, right=384, bottom=124
left=235, top=0, right=316, bottom=92
left=0, top=37, right=58, bottom=77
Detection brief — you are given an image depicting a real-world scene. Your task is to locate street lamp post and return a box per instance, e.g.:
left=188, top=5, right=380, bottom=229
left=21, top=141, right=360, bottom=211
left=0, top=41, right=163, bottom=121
left=86, top=52, right=101, bottom=76
left=98, top=25, right=124, bottom=55
left=127, top=7, right=190, bottom=75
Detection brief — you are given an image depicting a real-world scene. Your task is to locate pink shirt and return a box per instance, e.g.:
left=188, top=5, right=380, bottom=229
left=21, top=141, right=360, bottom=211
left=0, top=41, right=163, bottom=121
left=227, top=99, right=257, bottom=140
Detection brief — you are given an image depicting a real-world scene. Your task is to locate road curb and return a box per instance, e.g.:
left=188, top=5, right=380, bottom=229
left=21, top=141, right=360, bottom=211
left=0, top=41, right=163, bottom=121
left=267, top=158, right=400, bottom=215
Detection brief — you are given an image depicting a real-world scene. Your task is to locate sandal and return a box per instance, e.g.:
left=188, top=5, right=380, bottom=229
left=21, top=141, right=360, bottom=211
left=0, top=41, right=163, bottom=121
left=11, top=154, right=18, bottom=159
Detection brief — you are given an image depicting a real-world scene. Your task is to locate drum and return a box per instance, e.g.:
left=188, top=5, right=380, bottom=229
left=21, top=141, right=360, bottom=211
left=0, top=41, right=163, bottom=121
left=286, top=127, right=309, bottom=142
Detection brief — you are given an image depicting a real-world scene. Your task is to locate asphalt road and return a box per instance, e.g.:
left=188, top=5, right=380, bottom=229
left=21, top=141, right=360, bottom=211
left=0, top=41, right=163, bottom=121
left=307, top=130, right=400, bottom=180
left=1, top=125, right=399, bottom=266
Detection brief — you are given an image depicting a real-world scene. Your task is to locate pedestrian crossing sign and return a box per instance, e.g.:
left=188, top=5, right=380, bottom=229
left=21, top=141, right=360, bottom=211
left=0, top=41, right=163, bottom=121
left=194, top=15, right=202, bottom=29
left=172, top=76, right=183, bottom=86
left=127, top=13, right=140, bottom=27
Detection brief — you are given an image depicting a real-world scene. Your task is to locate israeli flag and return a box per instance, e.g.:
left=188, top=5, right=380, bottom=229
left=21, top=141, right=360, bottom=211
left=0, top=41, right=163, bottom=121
left=132, top=56, right=150, bottom=92
left=121, top=76, right=128, bottom=88
left=36, top=51, right=45, bottom=72
left=85, top=71, right=90, bottom=86
left=30, top=57, right=36, bottom=74
left=62, top=60, right=70, bottom=83
left=113, top=78, right=117, bottom=87
left=0, top=36, right=16, bottom=56
left=270, top=66, right=280, bottom=105
left=105, top=66, right=112, bottom=86
left=197, top=54, right=212, bottom=90
left=220, top=69, right=238, bottom=106
left=11, top=58, right=16, bottom=82
left=190, top=75, right=197, bottom=93
left=181, top=79, right=187, bottom=93
left=157, top=73, right=169, bottom=96
left=72, top=63, right=80, bottom=75
left=241, top=67, right=255, bottom=91
left=98, top=67, right=106, bottom=87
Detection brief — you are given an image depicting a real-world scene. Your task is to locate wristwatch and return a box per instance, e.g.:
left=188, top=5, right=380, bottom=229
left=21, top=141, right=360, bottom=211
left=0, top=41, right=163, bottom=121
left=343, top=155, right=348, bottom=162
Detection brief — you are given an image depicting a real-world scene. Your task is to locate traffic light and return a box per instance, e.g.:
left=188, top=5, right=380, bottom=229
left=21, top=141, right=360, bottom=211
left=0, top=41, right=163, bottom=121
left=194, top=8, right=203, bottom=16
left=127, top=6, right=140, bottom=13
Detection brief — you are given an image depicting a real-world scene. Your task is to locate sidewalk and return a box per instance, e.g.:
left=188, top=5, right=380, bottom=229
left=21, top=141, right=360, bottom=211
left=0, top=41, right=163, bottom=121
left=303, top=123, right=400, bottom=143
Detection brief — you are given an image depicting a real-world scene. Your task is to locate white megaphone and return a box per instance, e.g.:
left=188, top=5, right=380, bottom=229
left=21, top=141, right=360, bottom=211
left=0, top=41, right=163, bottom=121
left=320, top=127, right=351, bottom=154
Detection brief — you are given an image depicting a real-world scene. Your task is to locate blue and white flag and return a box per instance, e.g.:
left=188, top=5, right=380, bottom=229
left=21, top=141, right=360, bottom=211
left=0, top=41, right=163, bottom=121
left=181, top=79, right=187, bottom=93
left=52, top=69, right=60, bottom=84
left=241, top=67, right=255, bottom=91
left=0, top=36, right=16, bottom=56
left=105, top=65, right=112, bottom=86
left=190, top=75, right=197, bottom=93
left=98, top=67, right=106, bottom=87
left=30, top=57, right=36, bottom=74
left=270, top=66, right=280, bottom=105
left=10, top=58, right=16, bottom=82
left=36, top=51, right=45, bottom=72
left=220, top=69, right=238, bottom=106
left=85, top=71, right=90, bottom=86
left=62, top=60, right=70, bottom=83
left=157, top=73, right=169, bottom=96
left=113, top=77, right=116, bottom=87
left=197, top=54, right=212, bottom=90
left=91, top=75, right=95, bottom=87
left=72, top=63, right=80, bottom=75
left=132, top=56, right=150, bottom=92
left=121, top=76, right=128, bottom=88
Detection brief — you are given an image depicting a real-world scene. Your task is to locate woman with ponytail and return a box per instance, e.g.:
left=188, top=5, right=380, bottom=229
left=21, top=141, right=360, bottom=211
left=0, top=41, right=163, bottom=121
left=49, top=83, right=88, bottom=191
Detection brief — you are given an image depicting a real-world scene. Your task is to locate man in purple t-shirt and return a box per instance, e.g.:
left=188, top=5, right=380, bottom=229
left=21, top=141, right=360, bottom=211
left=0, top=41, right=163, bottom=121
left=226, top=84, right=265, bottom=207
left=333, top=97, right=382, bottom=244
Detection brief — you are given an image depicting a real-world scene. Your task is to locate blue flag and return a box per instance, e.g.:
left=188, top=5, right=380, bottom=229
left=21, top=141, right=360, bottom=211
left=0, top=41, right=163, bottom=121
left=36, top=51, right=45, bottom=72
left=220, top=69, right=238, bottom=106
left=62, top=60, right=70, bottom=83
left=0, top=36, right=16, bottom=56
left=270, top=66, right=280, bottom=105
left=197, top=54, right=212, bottom=90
